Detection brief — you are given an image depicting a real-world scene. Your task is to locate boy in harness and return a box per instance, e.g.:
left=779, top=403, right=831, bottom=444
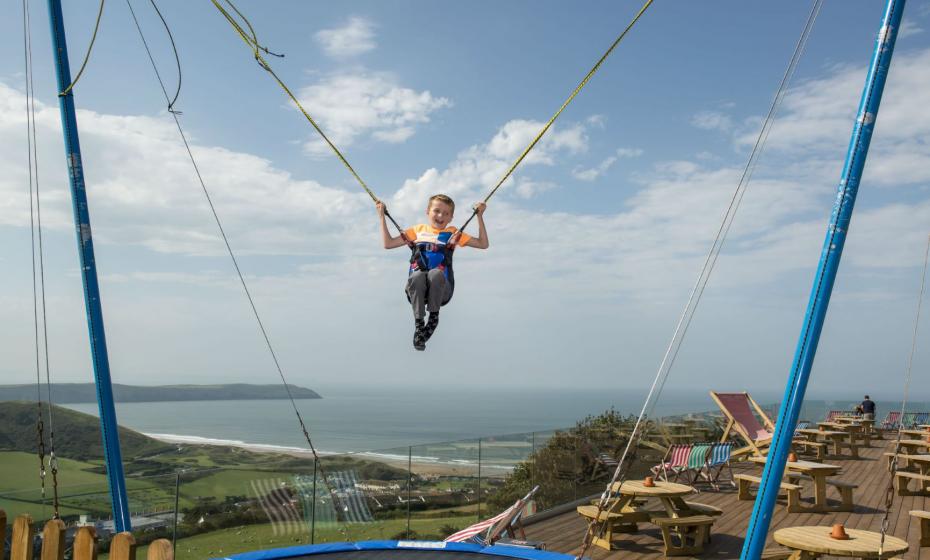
left=377, top=195, right=489, bottom=350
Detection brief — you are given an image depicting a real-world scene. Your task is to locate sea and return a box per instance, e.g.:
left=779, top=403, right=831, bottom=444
left=61, top=385, right=920, bottom=458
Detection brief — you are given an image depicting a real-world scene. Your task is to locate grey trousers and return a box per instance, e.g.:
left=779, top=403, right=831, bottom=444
left=406, top=269, right=449, bottom=320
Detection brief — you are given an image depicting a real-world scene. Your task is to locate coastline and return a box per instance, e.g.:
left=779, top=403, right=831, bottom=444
left=146, top=432, right=515, bottom=477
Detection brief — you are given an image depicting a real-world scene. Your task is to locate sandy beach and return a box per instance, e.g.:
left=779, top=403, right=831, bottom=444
left=146, top=432, right=514, bottom=478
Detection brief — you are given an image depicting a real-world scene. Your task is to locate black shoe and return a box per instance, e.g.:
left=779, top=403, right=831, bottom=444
left=423, top=312, right=440, bottom=342
left=414, top=319, right=426, bottom=351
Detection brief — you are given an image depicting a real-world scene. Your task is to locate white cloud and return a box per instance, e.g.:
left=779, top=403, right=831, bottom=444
left=486, top=119, right=587, bottom=163
left=734, top=49, right=930, bottom=189
left=297, top=72, right=451, bottom=155
left=898, top=20, right=923, bottom=39
left=391, top=119, right=589, bottom=214
left=616, top=148, right=643, bottom=158
left=0, top=82, right=369, bottom=256
left=514, top=179, right=556, bottom=199
left=314, top=17, right=377, bottom=58
left=573, top=156, right=616, bottom=181
left=691, top=110, right=733, bottom=132
left=4, top=45, right=930, bottom=391
left=572, top=147, right=642, bottom=182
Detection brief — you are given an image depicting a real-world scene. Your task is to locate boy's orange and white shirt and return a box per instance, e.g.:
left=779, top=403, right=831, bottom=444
left=404, top=224, right=472, bottom=276
left=403, top=224, right=472, bottom=248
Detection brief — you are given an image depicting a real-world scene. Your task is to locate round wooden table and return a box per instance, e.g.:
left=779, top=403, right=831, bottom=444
left=610, top=480, right=695, bottom=519
left=612, top=480, right=694, bottom=496
left=774, top=526, right=908, bottom=558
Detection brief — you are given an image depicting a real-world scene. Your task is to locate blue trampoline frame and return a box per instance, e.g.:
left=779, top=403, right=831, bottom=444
left=217, top=540, right=577, bottom=560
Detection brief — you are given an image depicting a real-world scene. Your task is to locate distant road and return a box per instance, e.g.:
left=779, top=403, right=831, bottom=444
left=0, top=383, right=321, bottom=403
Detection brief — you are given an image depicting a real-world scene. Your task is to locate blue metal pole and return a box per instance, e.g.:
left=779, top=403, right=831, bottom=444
left=46, top=0, right=132, bottom=532
left=740, top=1, right=904, bottom=558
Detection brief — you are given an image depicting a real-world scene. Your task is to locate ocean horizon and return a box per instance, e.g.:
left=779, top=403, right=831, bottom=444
left=60, top=386, right=921, bottom=457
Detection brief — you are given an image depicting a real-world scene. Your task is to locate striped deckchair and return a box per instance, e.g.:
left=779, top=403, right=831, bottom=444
left=651, top=444, right=692, bottom=482
left=794, top=421, right=810, bottom=436
left=903, top=412, right=919, bottom=429
left=881, top=411, right=902, bottom=431
left=914, top=413, right=930, bottom=428
left=703, top=442, right=735, bottom=490
left=445, top=486, right=538, bottom=544
left=682, top=443, right=712, bottom=487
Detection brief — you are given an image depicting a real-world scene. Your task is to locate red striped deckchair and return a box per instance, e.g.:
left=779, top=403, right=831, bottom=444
left=444, top=486, right=538, bottom=544
left=651, top=444, right=692, bottom=482
left=881, top=411, right=902, bottom=431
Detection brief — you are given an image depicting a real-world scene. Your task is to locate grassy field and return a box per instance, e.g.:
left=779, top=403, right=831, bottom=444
left=179, top=469, right=304, bottom=502
left=0, top=452, right=109, bottom=492
left=0, top=452, right=113, bottom=519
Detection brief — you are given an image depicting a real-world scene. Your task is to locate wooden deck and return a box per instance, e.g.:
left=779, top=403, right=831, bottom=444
left=525, top=436, right=930, bottom=558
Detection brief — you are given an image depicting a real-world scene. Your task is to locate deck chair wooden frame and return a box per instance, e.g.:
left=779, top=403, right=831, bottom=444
left=710, top=391, right=776, bottom=458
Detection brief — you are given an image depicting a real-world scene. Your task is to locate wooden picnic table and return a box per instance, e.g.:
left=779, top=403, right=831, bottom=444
left=893, top=453, right=930, bottom=495
left=897, top=439, right=930, bottom=455
left=835, top=417, right=877, bottom=438
left=796, top=428, right=858, bottom=458
left=900, top=428, right=930, bottom=438
left=609, top=480, right=698, bottom=519
left=818, top=422, right=870, bottom=447
left=773, top=526, right=908, bottom=558
left=750, top=457, right=851, bottom=513
left=905, top=454, right=930, bottom=473
left=577, top=480, right=698, bottom=550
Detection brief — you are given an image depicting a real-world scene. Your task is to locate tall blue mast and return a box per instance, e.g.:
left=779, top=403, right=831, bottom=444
left=46, top=0, right=132, bottom=531
left=741, top=1, right=905, bottom=558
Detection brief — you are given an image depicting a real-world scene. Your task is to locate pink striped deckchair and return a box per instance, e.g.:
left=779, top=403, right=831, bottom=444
left=651, top=443, right=692, bottom=482
left=445, top=486, right=538, bottom=544
left=710, top=391, right=777, bottom=457
left=880, top=411, right=901, bottom=431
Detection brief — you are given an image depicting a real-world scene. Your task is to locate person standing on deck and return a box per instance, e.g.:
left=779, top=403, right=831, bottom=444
left=858, top=395, right=876, bottom=420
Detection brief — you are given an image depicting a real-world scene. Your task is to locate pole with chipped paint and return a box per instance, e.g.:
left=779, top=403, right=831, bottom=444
left=740, top=1, right=905, bottom=558
left=46, top=0, right=131, bottom=531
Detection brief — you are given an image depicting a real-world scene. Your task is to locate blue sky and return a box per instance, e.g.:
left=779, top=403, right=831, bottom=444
left=2, top=1, right=930, bottom=401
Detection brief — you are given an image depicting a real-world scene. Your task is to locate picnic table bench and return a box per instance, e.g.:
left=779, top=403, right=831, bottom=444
left=576, top=480, right=717, bottom=554
left=749, top=457, right=855, bottom=513
left=735, top=473, right=804, bottom=512
left=797, top=428, right=857, bottom=458
left=818, top=422, right=870, bottom=448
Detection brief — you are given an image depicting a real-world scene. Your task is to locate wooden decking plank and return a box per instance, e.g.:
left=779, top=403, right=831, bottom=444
left=524, top=437, right=927, bottom=559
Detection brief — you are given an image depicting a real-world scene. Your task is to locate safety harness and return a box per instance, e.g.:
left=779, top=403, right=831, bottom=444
left=407, top=234, right=458, bottom=306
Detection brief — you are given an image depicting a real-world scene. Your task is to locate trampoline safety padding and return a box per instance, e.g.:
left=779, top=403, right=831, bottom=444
left=216, top=540, right=577, bottom=560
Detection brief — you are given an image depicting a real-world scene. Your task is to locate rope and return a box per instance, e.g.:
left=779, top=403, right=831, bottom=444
left=578, top=2, right=822, bottom=556
left=22, top=0, right=60, bottom=518
left=125, top=0, right=350, bottom=531
left=877, top=233, right=929, bottom=557
left=59, top=0, right=106, bottom=96
left=145, top=0, right=182, bottom=112
left=457, top=0, right=654, bottom=234
left=208, top=0, right=408, bottom=240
